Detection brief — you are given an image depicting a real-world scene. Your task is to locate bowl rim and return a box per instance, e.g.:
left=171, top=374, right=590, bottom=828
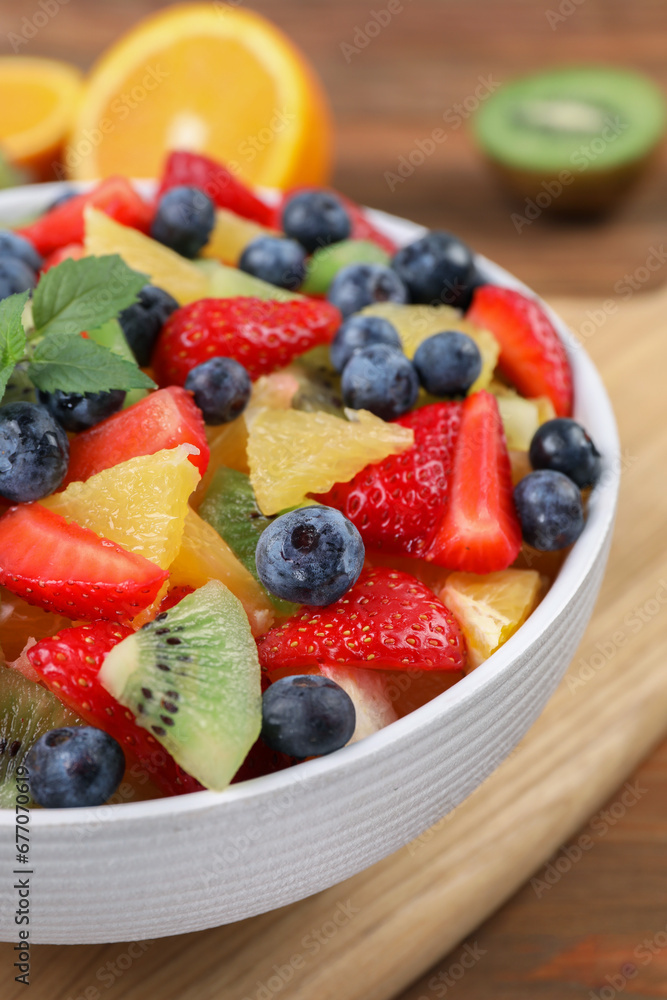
left=0, top=180, right=620, bottom=829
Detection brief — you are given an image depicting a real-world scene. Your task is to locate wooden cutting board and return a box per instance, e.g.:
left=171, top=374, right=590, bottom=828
left=3, top=286, right=667, bottom=1000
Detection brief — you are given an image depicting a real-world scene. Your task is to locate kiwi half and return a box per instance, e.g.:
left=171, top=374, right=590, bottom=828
left=0, top=669, right=81, bottom=807
left=99, top=581, right=261, bottom=791
left=473, top=66, right=666, bottom=214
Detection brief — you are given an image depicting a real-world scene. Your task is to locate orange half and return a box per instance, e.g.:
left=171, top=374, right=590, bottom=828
left=0, top=57, right=83, bottom=181
left=67, top=3, right=333, bottom=189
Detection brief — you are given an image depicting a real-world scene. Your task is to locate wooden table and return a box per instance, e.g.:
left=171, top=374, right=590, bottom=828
left=2, top=2, right=667, bottom=997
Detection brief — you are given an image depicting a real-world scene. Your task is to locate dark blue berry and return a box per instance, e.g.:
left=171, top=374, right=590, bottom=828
left=255, top=505, right=365, bottom=606
left=281, top=190, right=351, bottom=254
left=529, top=418, right=601, bottom=489
left=392, top=231, right=475, bottom=307
left=0, top=402, right=69, bottom=503
left=47, top=188, right=78, bottom=212
left=239, top=236, right=306, bottom=290
left=0, top=256, right=37, bottom=302
left=151, top=186, right=215, bottom=258
left=514, top=470, right=585, bottom=551
left=327, top=263, right=408, bottom=319
left=459, top=267, right=487, bottom=312
left=184, top=356, right=252, bottom=425
left=330, top=314, right=402, bottom=373
left=118, top=284, right=179, bottom=366
left=0, top=230, right=43, bottom=273
left=261, top=675, right=356, bottom=758
left=341, top=343, right=419, bottom=420
left=38, top=388, right=126, bottom=433
left=26, top=726, right=125, bottom=808
left=413, top=330, right=482, bottom=396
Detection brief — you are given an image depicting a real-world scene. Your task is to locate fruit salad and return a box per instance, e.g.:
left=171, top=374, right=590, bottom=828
left=0, top=150, right=602, bottom=809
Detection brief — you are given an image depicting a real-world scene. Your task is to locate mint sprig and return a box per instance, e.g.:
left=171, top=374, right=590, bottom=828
left=0, top=255, right=158, bottom=401
left=0, top=291, right=30, bottom=399
left=32, top=255, right=149, bottom=339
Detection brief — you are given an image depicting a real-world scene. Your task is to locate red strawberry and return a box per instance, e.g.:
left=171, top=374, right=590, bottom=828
left=257, top=567, right=466, bottom=674
left=427, top=390, right=522, bottom=573
left=64, top=386, right=209, bottom=486
left=18, top=177, right=153, bottom=257
left=41, top=242, right=85, bottom=273
left=157, top=150, right=274, bottom=226
left=277, top=187, right=398, bottom=255
left=152, top=297, right=341, bottom=386
left=0, top=504, right=168, bottom=620
left=467, top=285, right=573, bottom=417
left=316, top=402, right=463, bottom=558
left=27, top=622, right=201, bottom=796
left=158, top=585, right=195, bottom=613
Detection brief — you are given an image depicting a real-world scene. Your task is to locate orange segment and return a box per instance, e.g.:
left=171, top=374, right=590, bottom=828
left=202, top=209, right=280, bottom=266
left=67, top=4, right=332, bottom=188
left=0, top=57, right=82, bottom=181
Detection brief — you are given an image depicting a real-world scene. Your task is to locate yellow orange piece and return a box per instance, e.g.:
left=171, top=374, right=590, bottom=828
left=248, top=407, right=414, bottom=515
left=0, top=57, right=82, bottom=181
left=362, top=302, right=500, bottom=394
left=203, top=209, right=280, bottom=265
left=67, top=4, right=332, bottom=188
left=42, top=446, right=200, bottom=569
left=441, top=569, right=544, bottom=670
left=169, top=509, right=274, bottom=636
left=84, top=207, right=209, bottom=305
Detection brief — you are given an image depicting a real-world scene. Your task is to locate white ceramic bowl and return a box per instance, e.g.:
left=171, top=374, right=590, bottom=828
left=0, top=183, right=619, bottom=944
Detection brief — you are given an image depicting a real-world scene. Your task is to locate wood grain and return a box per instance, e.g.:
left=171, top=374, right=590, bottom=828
left=1, top=283, right=666, bottom=999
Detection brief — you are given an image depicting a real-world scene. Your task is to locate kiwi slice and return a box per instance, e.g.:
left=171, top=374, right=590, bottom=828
left=86, top=318, right=149, bottom=409
left=199, top=467, right=298, bottom=617
left=473, top=67, right=666, bottom=214
left=99, top=581, right=261, bottom=791
left=288, top=347, right=345, bottom=418
left=0, top=669, right=81, bottom=807
left=301, top=240, right=390, bottom=296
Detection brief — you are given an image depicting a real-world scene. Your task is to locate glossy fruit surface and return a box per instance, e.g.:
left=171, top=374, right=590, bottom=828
left=27, top=726, right=126, bottom=808
left=261, top=675, right=356, bottom=758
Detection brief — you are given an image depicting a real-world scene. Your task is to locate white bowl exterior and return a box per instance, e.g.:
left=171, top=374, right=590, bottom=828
left=0, top=184, right=619, bottom=943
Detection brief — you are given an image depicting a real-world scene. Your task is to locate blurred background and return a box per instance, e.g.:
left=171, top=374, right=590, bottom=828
left=1, top=0, right=667, bottom=298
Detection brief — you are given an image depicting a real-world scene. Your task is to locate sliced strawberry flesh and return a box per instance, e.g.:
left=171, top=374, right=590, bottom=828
left=157, top=150, right=274, bottom=227
left=427, top=390, right=522, bottom=573
left=64, top=386, right=209, bottom=486
left=0, top=504, right=168, bottom=620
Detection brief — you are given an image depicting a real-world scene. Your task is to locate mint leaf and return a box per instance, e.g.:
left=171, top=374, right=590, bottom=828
left=28, top=333, right=156, bottom=394
left=0, top=291, right=29, bottom=399
left=32, top=255, right=148, bottom=338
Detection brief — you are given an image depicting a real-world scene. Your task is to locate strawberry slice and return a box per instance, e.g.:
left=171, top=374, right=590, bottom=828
left=276, top=187, right=398, bottom=255
left=157, top=150, right=274, bottom=227
left=257, top=567, right=466, bottom=674
left=18, top=177, right=153, bottom=257
left=316, top=402, right=463, bottom=558
left=27, top=622, right=202, bottom=796
left=41, top=242, right=85, bottom=273
left=0, top=504, right=168, bottom=620
left=467, top=285, right=573, bottom=417
left=152, top=297, right=341, bottom=386
left=427, top=391, right=522, bottom=573
left=64, top=386, right=209, bottom=486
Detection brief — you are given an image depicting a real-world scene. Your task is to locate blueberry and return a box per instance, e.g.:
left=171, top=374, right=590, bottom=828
left=514, top=470, right=585, bottom=551
left=118, top=284, right=179, bottom=366
left=0, top=256, right=37, bottom=302
left=392, top=231, right=475, bottom=307
left=0, top=402, right=69, bottom=502
left=239, top=236, right=306, bottom=290
left=459, top=267, right=488, bottom=313
left=281, top=190, right=352, bottom=254
left=261, top=675, right=356, bottom=758
left=330, top=314, right=402, bottom=373
left=327, top=263, right=408, bottom=319
left=413, top=330, right=482, bottom=396
left=255, top=505, right=365, bottom=606
left=0, top=230, right=43, bottom=273
left=38, top=388, right=126, bottom=433
left=47, top=188, right=78, bottom=212
left=341, top=343, right=419, bottom=420
left=184, top=357, right=252, bottom=425
left=25, top=726, right=125, bottom=808
left=151, top=185, right=215, bottom=258
left=529, top=418, right=601, bottom=489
